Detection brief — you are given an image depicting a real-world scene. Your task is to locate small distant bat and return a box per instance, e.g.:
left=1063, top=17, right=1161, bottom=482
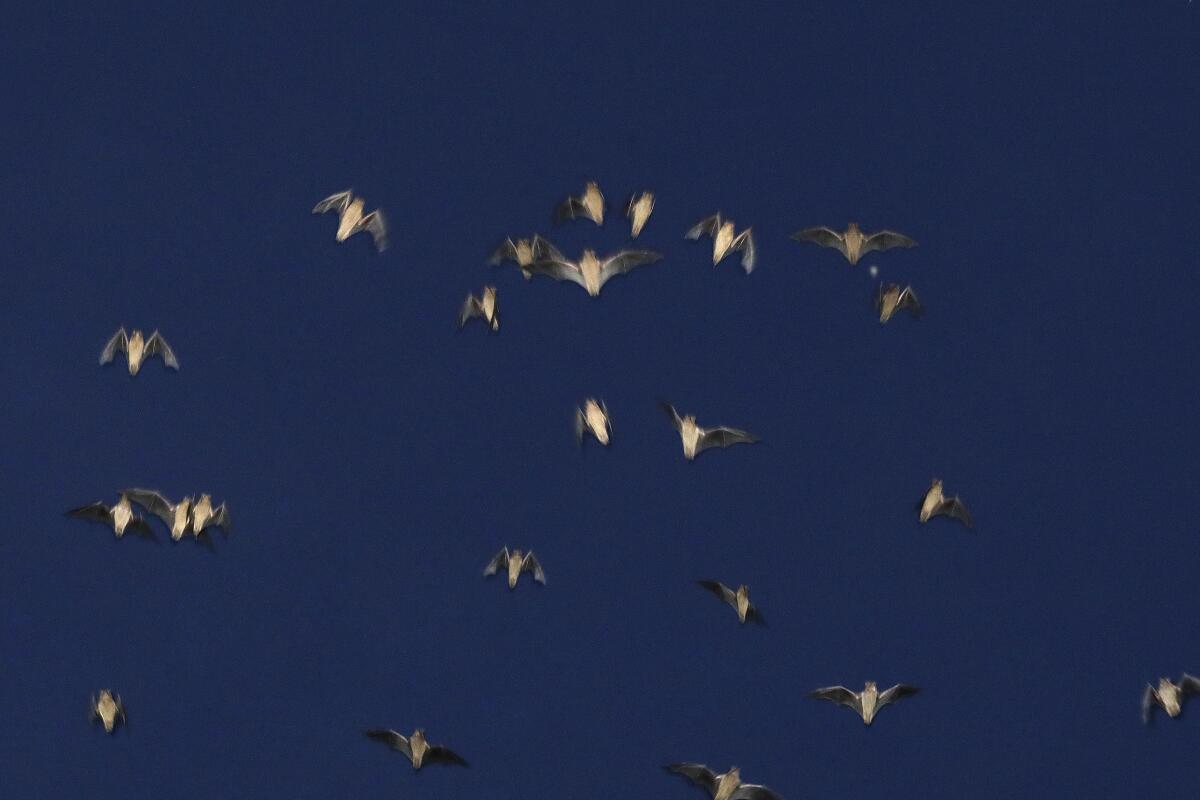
left=663, top=763, right=782, bottom=800
left=189, top=493, right=231, bottom=539
left=364, top=728, right=468, bottom=769
left=685, top=213, right=755, bottom=274
left=917, top=479, right=973, bottom=528
left=624, top=191, right=655, bottom=238
left=90, top=690, right=126, bottom=733
left=554, top=181, right=604, bottom=226
left=483, top=547, right=545, bottom=589
left=1142, top=675, right=1200, bottom=723
left=66, top=494, right=155, bottom=539
left=100, top=328, right=178, bottom=375
left=696, top=580, right=765, bottom=625
left=660, top=402, right=758, bottom=461
left=489, top=234, right=563, bottom=279
left=791, top=222, right=916, bottom=265
left=312, top=189, right=388, bottom=252
left=524, top=249, right=662, bottom=297
left=575, top=397, right=612, bottom=446
left=809, top=681, right=920, bottom=725
left=458, top=286, right=499, bottom=331
left=875, top=283, right=922, bottom=323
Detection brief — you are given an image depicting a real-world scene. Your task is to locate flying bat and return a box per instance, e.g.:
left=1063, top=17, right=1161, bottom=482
left=483, top=547, right=545, bottom=589
left=364, top=728, right=468, bottom=768
left=660, top=402, right=758, bottom=461
left=554, top=181, right=604, bottom=226
left=697, top=580, right=765, bottom=625
left=458, top=286, right=499, bottom=331
left=66, top=494, right=155, bottom=539
left=100, top=328, right=178, bottom=375
left=624, top=191, right=655, bottom=238
left=875, top=283, right=922, bottom=323
left=809, top=681, right=920, bottom=725
left=524, top=248, right=662, bottom=297
left=489, top=234, right=563, bottom=279
left=685, top=213, right=755, bottom=274
left=1142, top=674, right=1200, bottom=723
left=663, top=763, right=782, bottom=800
left=312, top=189, right=388, bottom=252
left=90, top=690, right=126, bottom=733
left=917, top=479, right=973, bottom=528
left=791, top=222, right=916, bottom=265
left=575, top=397, right=612, bottom=446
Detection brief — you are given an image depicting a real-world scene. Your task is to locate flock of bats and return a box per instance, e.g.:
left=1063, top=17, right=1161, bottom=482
left=75, top=181, right=1194, bottom=800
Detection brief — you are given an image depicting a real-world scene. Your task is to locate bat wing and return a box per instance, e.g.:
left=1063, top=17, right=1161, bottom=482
left=100, top=328, right=128, bottom=364
left=312, top=190, right=352, bottom=214
left=488, top=237, right=518, bottom=265
left=127, top=516, right=158, bottom=540
left=664, top=763, right=718, bottom=793
left=790, top=226, right=844, bottom=251
left=357, top=210, right=388, bottom=252
left=879, top=684, right=920, bottom=707
left=1142, top=685, right=1157, bottom=723
left=697, top=580, right=737, bottom=608
left=458, top=295, right=481, bottom=329
left=863, top=230, right=917, bottom=254
left=364, top=729, right=411, bottom=758
left=424, top=745, right=468, bottom=767
left=685, top=214, right=721, bottom=240
left=938, top=497, right=974, bottom=528
left=483, top=548, right=509, bottom=576
left=731, top=786, right=782, bottom=800
left=898, top=286, right=923, bottom=317
left=731, top=229, right=756, bottom=274
left=1179, top=674, right=1200, bottom=695
left=123, top=489, right=175, bottom=525
left=144, top=332, right=179, bottom=369
left=525, top=257, right=586, bottom=289
left=66, top=503, right=111, bottom=524
left=522, top=552, right=546, bottom=584
left=697, top=426, right=758, bottom=454
left=597, top=249, right=663, bottom=288
left=205, top=503, right=232, bottom=535
left=810, top=686, right=861, bottom=710
left=658, top=401, right=683, bottom=431
left=746, top=603, right=767, bottom=626
left=554, top=195, right=587, bottom=223
left=531, top=234, right=564, bottom=262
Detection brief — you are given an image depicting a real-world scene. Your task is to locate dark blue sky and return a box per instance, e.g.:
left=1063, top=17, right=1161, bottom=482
left=4, top=3, right=1200, bottom=798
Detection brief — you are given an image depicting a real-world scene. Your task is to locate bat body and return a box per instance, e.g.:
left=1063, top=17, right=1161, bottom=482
left=625, top=191, right=655, bottom=237
left=575, top=398, right=612, bottom=445
left=90, top=689, right=126, bottom=733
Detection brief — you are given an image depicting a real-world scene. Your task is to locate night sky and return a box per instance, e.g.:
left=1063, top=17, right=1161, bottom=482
left=4, top=3, right=1200, bottom=798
